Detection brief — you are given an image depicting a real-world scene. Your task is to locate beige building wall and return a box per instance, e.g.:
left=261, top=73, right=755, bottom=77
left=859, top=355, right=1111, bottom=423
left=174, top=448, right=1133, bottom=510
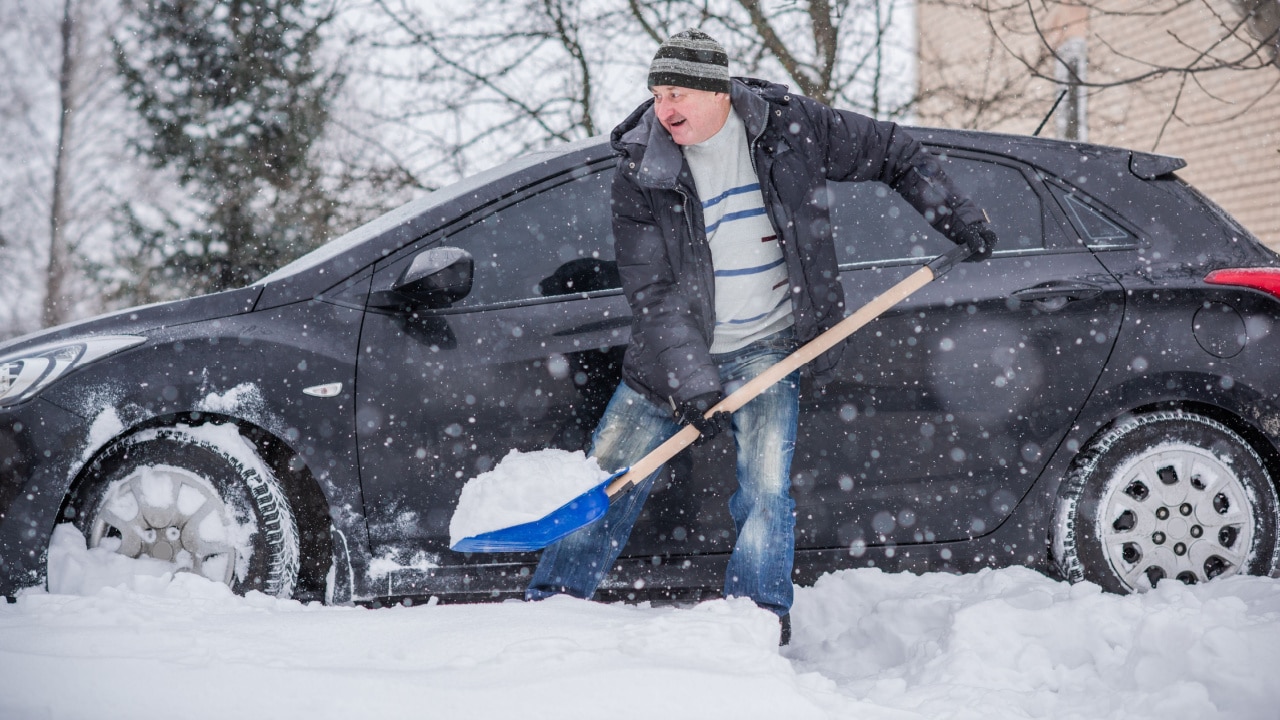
left=916, top=0, right=1280, bottom=250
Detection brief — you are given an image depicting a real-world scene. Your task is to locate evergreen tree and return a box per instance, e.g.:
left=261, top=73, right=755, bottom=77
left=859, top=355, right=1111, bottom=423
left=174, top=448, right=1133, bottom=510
left=114, top=0, right=341, bottom=296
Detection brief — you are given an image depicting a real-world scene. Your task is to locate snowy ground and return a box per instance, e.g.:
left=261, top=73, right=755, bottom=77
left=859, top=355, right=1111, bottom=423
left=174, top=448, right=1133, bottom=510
left=4, top=529, right=1280, bottom=719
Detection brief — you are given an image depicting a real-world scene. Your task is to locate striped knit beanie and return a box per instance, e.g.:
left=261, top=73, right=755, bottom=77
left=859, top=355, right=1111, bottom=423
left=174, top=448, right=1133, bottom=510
left=648, top=29, right=731, bottom=93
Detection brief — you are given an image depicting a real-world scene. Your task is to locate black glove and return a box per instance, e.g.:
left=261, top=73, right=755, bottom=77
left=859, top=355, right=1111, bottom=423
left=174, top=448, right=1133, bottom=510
left=954, top=221, right=998, bottom=262
left=673, top=391, right=730, bottom=446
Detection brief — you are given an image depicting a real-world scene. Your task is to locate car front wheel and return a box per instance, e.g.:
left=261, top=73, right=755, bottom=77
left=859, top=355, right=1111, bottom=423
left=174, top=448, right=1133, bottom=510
left=1053, top=410, right=1280, bottom=593
left=64, top=423, right=299, bottom=597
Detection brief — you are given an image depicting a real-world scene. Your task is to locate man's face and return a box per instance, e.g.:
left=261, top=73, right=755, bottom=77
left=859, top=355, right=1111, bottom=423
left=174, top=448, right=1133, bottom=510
left=650, top=85, right=731, bottom=145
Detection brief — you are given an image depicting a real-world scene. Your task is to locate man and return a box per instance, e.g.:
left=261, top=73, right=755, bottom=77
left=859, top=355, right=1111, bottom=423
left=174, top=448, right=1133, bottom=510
left=526, top=29, right=997, bottom=645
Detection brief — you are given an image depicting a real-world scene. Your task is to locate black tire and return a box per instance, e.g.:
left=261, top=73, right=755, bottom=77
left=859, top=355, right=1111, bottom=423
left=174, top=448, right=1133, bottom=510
left=64, top=423, right=299, bottom=597
left=1053, top=410, right=1280, bottom=593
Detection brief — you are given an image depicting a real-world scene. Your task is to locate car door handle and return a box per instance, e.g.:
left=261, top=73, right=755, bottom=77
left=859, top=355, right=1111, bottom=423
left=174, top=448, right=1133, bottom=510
left=1012, top=281, right=1103, bottom=304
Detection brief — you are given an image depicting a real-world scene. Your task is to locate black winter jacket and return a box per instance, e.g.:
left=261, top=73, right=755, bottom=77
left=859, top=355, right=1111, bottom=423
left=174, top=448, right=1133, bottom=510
left=610, top=77, right=986, bottom=409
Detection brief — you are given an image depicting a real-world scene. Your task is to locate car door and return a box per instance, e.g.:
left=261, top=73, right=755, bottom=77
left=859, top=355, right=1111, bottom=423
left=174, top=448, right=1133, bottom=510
left=354, top=164, right=633, bottom=593
left=792, top=151, right=1126, bottom=553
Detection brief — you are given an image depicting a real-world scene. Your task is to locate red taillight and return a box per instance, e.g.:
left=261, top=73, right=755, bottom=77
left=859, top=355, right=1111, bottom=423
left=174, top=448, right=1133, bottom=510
left=1204, top=268, right=1280, bottom=300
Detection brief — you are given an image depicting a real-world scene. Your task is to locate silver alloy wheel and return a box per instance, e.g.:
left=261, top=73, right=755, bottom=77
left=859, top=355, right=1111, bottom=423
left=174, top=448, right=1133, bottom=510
left=1054, top=410, right=1279, bottom=594
left=1099, top=442, right=1255, bottom=590
left=89, top=464, right=239, bottom=584
left=71, top=424, right=299, bottom=597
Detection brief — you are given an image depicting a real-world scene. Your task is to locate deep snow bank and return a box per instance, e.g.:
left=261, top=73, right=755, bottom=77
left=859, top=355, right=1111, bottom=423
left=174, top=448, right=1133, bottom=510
left=5, top=528, right=1280, bottom=719
left=789, top=566, right=1280, bottom=719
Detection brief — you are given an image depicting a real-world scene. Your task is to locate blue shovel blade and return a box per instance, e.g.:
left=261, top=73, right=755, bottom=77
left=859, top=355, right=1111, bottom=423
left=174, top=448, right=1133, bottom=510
left=450, top=471, right=623, bottom=553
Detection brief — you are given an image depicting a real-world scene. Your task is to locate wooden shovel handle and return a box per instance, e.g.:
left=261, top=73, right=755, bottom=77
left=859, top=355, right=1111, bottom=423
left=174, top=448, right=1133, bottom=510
left=604, top=245, right=972, bottom=498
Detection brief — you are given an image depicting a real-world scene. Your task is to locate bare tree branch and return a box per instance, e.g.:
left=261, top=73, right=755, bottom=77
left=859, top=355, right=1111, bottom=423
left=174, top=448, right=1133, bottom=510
left=735, top=0, right=825, bottom=100
left=45, top=0, right=77, bottom=328
left=543, top=0, right=595, bottom=136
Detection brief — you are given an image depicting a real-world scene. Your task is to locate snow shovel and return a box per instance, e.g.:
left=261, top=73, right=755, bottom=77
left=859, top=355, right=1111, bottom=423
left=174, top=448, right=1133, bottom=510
left=452, top=244, right=974, bottom=553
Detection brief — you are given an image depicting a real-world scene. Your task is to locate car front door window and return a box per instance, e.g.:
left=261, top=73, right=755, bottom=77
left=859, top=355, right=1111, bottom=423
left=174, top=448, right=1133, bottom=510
left=444, top=173, right=618, bottom=308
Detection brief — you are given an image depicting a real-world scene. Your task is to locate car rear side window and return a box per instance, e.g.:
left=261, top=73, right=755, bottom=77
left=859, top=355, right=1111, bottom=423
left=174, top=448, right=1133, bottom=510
left=831, top=155, right=1043, bottom=266
left=1055, top=190, right=1135, bottom=247
left=444, top=169, right=618, bottom=308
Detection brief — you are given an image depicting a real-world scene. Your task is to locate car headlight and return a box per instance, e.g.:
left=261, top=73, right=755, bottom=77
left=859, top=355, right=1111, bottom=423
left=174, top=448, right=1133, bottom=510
left=0, top=335, right=146, bottom=408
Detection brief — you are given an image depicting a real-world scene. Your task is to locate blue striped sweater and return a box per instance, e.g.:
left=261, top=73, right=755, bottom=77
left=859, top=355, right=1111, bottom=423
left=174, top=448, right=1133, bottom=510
left=684, top=109, right=794, bottom=353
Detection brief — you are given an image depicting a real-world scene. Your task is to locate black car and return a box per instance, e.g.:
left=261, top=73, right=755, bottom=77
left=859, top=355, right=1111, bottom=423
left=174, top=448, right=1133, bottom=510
left=3, top=129, right=1280, bottom=605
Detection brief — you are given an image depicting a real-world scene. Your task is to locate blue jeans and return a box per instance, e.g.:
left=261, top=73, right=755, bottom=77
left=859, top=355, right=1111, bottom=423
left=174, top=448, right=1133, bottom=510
left=525, top=329, right=800, bottom=616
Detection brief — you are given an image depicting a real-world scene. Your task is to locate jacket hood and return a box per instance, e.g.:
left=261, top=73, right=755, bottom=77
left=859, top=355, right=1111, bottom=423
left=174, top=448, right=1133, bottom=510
left=610, top=77, right=792, bottom=189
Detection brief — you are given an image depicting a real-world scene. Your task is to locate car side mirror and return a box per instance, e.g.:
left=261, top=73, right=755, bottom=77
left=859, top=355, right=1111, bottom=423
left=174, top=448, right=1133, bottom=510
left=369, top=246, right=474, bottom=310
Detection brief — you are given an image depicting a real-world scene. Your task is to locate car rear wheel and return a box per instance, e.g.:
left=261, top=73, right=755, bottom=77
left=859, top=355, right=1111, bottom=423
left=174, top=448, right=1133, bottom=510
left=1053, top=410, right=1280, bottom=593
left=65, top=423, right=299, bottom=597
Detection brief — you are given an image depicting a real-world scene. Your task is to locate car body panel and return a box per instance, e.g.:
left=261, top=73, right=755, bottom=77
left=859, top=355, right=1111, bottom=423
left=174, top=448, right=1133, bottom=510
left=0, top=298, right=368, bottom=598
left=795, top=248, right=1123, bottom=549
left=0, top=286, right=262, bottom=361
left=3, top=129, right=1279, bottom=603
left=0, top=398, right=90, bottom=589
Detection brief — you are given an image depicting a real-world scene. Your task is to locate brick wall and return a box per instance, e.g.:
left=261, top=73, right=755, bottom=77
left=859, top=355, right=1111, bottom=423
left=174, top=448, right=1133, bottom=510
left=916, top=0, right=1280, bottom=250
